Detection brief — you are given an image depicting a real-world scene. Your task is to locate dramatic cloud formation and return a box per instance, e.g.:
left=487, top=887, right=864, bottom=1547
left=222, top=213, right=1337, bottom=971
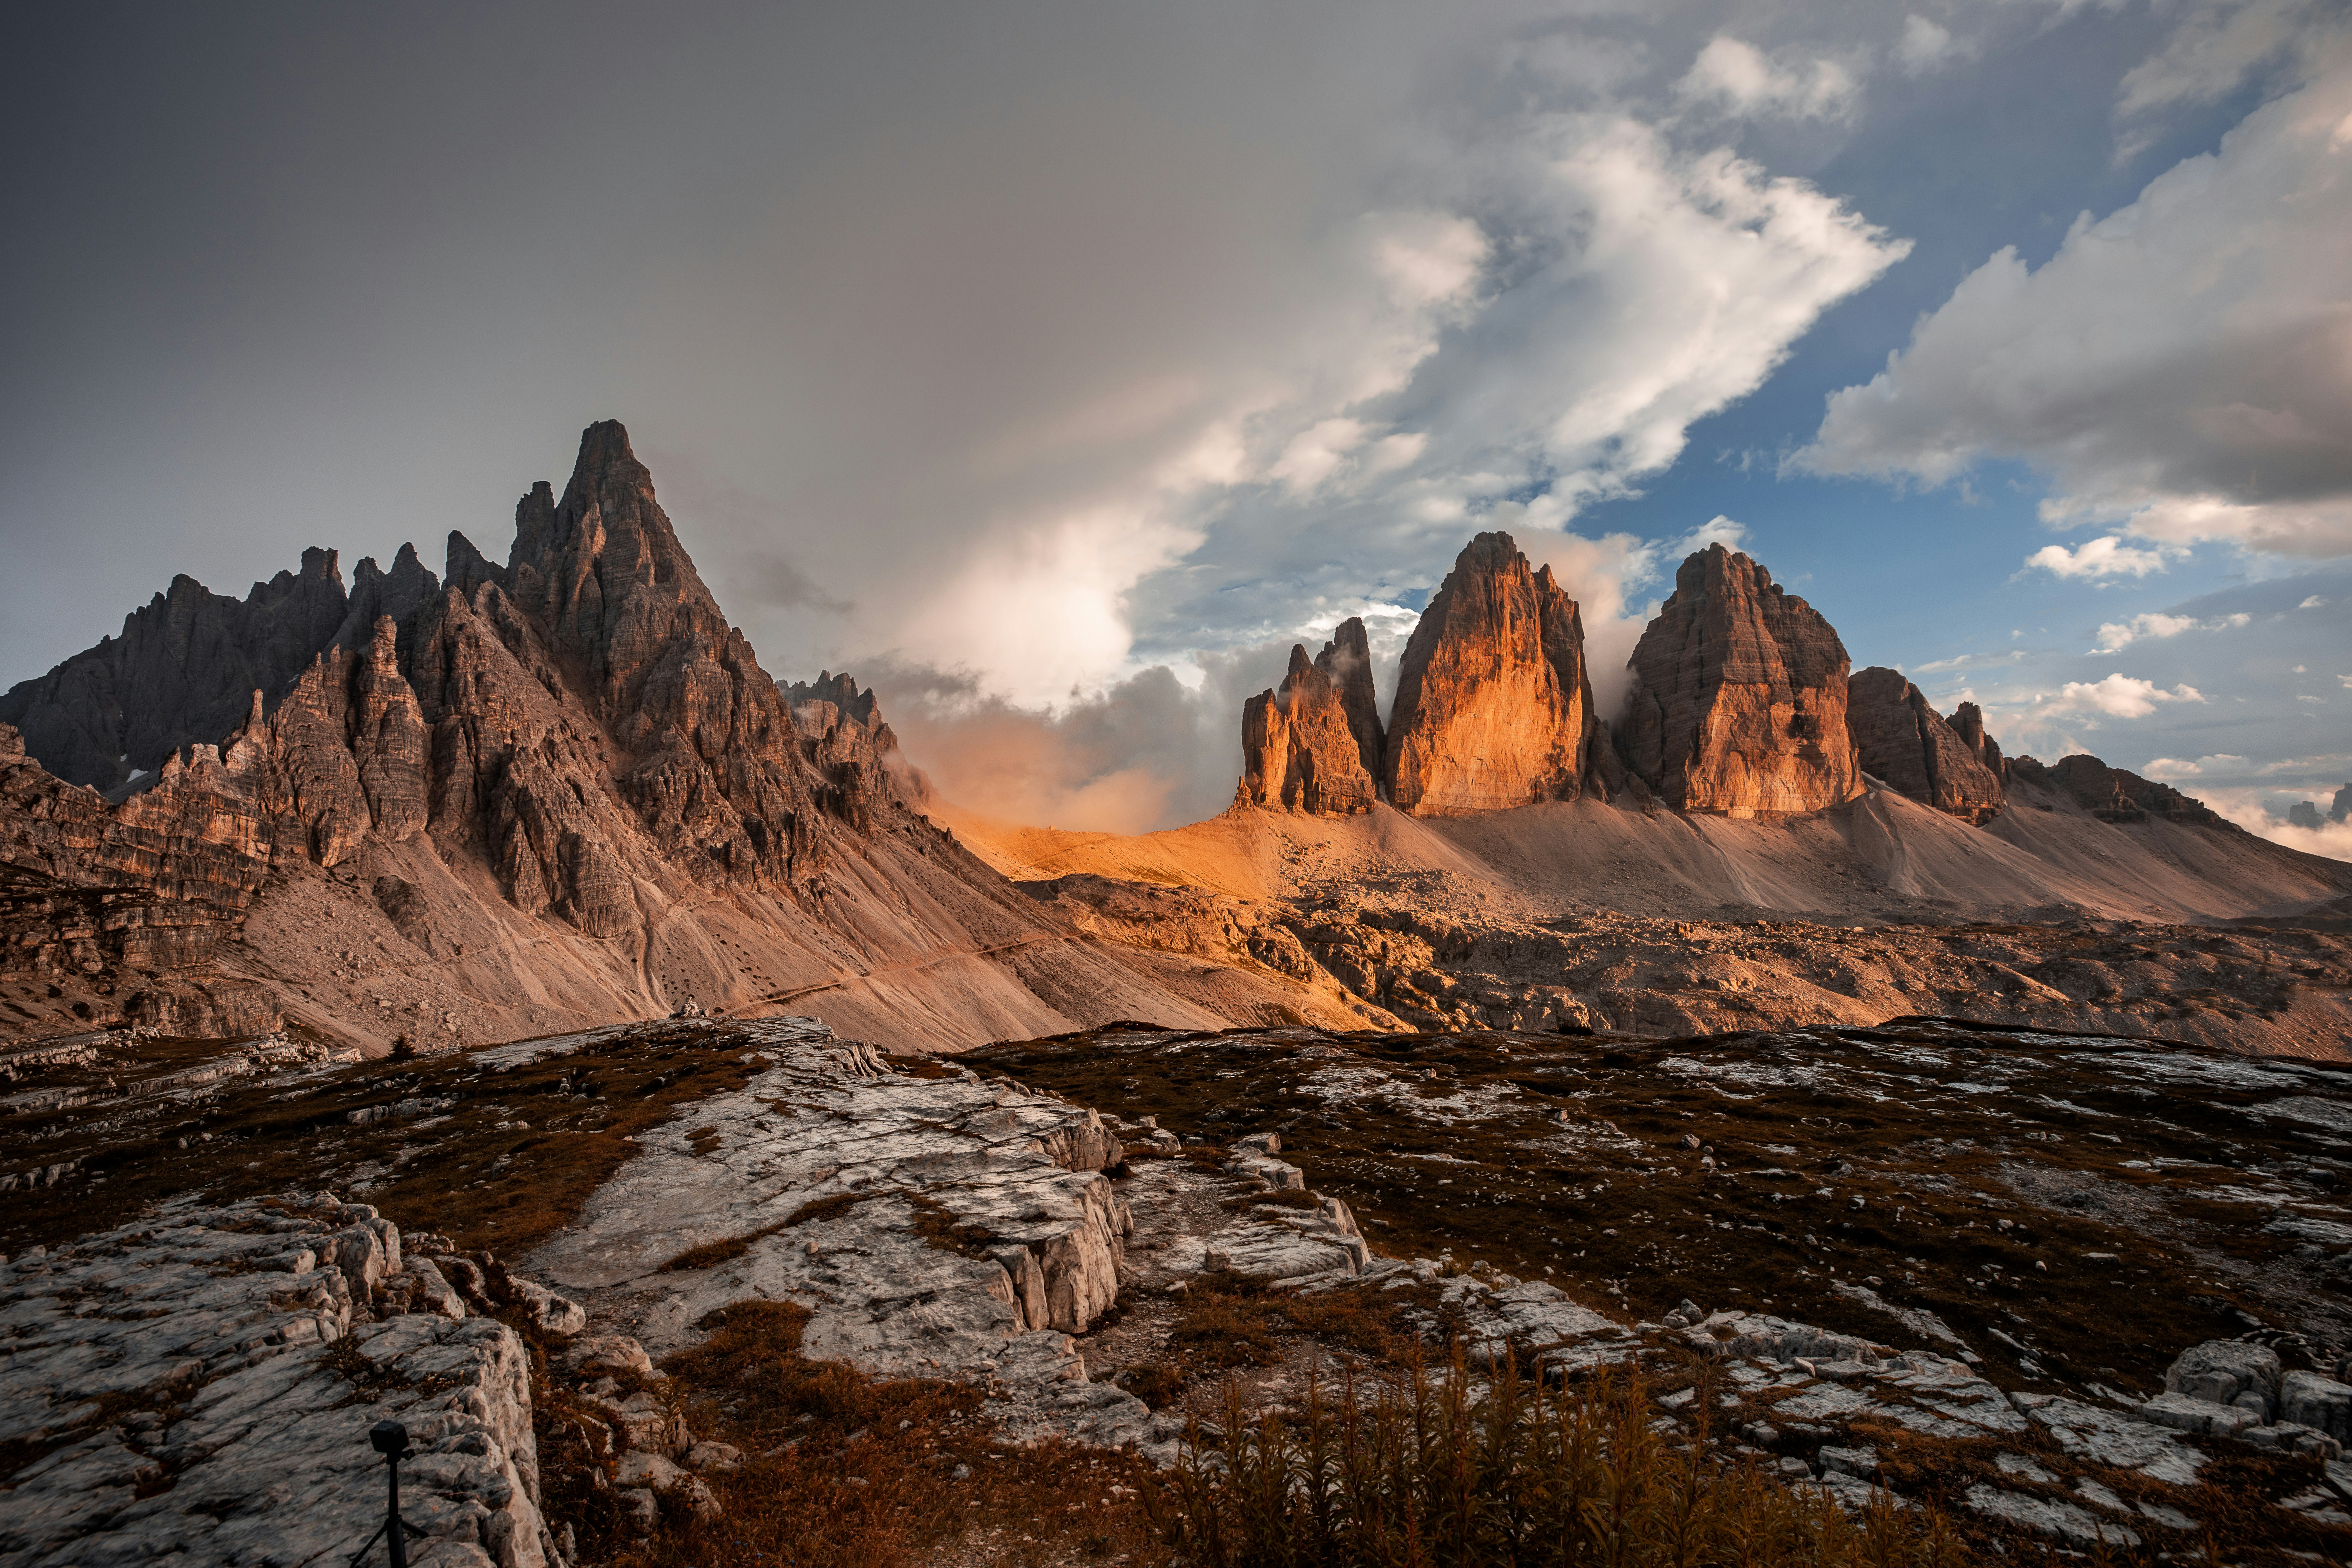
left=2090, top=610, right=2249, bottom=653
left=1802, top=34, right=2352, bottom=564
left=4, top=1, right=2343, bottom=839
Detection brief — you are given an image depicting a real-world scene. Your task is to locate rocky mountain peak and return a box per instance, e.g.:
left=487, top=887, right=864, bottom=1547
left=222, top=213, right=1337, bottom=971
left=1847, top=666, right=2005, bottom=824
left=1313, top=617, right=1385, bottom=783
left=1619, top=543, right=1861, bottom=817
left=781, top=671, right=883, bottom=733
left=507, top=419, right=735, bottom=723
left=0, top=542, right=355, bottom=790
left=1382, top=530, right=1597, bottom=816
left=1240, top=640, right=1380, bottom=816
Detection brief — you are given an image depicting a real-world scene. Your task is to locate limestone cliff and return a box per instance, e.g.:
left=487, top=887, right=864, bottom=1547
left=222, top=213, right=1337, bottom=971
left=1382, top=533, right=1597, bottom=817
left=0, top=549, right=356, bottom=791
left=1619, top=545, right=1861, bottom=817
left=1316, top=619, right=1385, bottom=784
left=1947, top=701, right=2007, bottom=783
left=1847, top=667, right=2005, bottom=825
left=1241, top=645, right=1380, bottom=815
left=0, top=423, right=1304, bottom=1049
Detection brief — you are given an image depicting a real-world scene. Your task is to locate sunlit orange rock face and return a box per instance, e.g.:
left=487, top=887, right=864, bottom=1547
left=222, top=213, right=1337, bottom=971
left=1241, top=624, right=1382, bottom=815
left=1382, top=532, right=1597, bottom=817
left=1619, top=544, right=1862, bottom=817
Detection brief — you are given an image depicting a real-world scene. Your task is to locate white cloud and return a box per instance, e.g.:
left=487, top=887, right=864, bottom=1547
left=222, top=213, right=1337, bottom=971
left=1800, top=47, right=2352, bottom=561
left=2300, top=594, right=2329, bottom=608
left=2173, top=781, right=2352, bottom=863
left=2116, top=0, right=2347, bottom=121
left=2022, top=536, right=2183, bottom=579
left=2090, top=609, right=2250, bottom=652
left=1676, top=36, right=1864, bottom=122
left=1896, top=15, right=1963, bottom=76
left=1269, top=418, right=1371, bottom=496
left=2141, top=753, right=2247, bottom=776
left=2035, top=673, right=2207, bottom=719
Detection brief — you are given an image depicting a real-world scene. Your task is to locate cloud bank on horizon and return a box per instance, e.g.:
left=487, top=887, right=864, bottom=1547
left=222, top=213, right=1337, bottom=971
left=0, top=0, right=2345, bottom=850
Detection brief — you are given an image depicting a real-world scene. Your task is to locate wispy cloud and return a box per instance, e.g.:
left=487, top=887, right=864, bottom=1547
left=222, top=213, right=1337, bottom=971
left=2090, top=610, right=2249, bottom=652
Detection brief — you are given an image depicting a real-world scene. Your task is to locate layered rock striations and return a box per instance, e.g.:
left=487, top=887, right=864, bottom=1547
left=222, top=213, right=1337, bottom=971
left=1948, top=700, right=2007, bottom=783
left=1317, top=618, right=1386, bottom=784
left=1241, top=643, right=1381, bottom=815
left=0, top=549, right=356, bottom=792
left=1620, top=545, right=1862, bottom=817
left=1382, top=533, right=1598, bottom=817
left=0, top=421, right=1249, bottom=1048
left=1847, top=667, right=2006, bottom=824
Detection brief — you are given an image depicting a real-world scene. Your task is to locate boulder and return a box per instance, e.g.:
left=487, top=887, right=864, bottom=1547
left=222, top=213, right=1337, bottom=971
left=2164, top=1339, right=2282, bottom=1419
left=509, top=1277, right=587, bottom=1336
left=1847, top=667, right=2005, bottom=823
left=1383, top=532, right=1599, bottom=816
left=567, top=1334, right=655, bottom=1380
left=2282, top=1371, right=2352, bottom=1441
left=1620, top=545, right=1862, bottom=817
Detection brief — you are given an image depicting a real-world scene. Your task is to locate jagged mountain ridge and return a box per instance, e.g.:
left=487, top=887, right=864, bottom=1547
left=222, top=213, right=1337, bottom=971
left=0, top=423, right=1363, bottom=1049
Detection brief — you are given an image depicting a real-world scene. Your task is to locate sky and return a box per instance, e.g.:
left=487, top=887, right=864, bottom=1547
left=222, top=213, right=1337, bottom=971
left=3, top=1, right=2347, bottom=855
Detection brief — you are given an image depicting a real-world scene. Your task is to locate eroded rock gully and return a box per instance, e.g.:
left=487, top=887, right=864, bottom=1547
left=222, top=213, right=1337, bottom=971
left=8, top=1012, right=2352, bottom=1560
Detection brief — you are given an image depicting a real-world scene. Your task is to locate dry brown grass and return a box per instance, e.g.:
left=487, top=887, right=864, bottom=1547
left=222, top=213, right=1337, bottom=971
left=1169, top=1274, right=1443, bottom=1373
left=1158, top=1354, right=1970, bottom=1568
left=0, top=1019, right=769, bottom=1259
left=590, top=1300, right=1171, bottom=1568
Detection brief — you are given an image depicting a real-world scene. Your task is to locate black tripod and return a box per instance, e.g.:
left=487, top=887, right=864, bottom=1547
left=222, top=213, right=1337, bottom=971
left=348, top=1419, right=430, bottom=1568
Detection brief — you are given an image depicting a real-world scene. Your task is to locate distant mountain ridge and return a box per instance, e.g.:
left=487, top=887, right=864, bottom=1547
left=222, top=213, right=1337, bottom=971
left=0, top=423, right=1344, bottom=1049
left=1237, top=529, right=2247, bottom=839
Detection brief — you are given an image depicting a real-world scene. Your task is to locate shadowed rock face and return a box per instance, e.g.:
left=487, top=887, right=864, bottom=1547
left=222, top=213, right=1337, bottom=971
left=1382, top=533, right=1596, bottom=817
left=1948, top=701, right=2006, bottom=783
left=782, top=671, right=883, bottom=733
left=1241, top=644, right=1380, bottom=815
left=0, top=420, right=915, bottom=1033
left=1317, top=618, right=1385, bottom=784
left=0, top=549, right=357, bottom=791
left=1620, top=545, right=1861, bottom=817
left=2012, top=753, right=2224, bottom=826
left=1848, top=667, right=2006, bottom=824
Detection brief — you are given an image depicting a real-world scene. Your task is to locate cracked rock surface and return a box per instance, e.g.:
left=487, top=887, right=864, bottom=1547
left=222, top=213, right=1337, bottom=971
left=0, top=1194, right=555, bottom=1568
left=522, top=1018, right=1158, bottom=1451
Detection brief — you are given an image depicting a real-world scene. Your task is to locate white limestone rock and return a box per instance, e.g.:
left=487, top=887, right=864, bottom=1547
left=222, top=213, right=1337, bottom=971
left=1445, top=1278, right=1633, bottom=1370
left=522, top=1019, right=1151, bottom=1450
left=1964, top=1485, right=2139, bottom=1550
left=0, top=1197, right=555, bottom=1568
left=2281, top=1370, right=2352, bottom=1442
left=2164, top=1339, right=2282, bottom=1420
left=2012, top=1392, right=2206, bottom=1486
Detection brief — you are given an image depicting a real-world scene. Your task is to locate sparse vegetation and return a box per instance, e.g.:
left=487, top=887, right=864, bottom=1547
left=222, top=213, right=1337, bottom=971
left=1157, top=1355, right=1967, bottom=1568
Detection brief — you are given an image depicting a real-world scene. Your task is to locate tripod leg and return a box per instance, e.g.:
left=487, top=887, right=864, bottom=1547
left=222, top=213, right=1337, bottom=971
left=346, top=1518, right=389, bottom=1568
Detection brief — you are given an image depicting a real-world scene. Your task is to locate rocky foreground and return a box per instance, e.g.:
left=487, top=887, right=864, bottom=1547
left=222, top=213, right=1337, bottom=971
left=6, top=1014, right=2352, bottom=1563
